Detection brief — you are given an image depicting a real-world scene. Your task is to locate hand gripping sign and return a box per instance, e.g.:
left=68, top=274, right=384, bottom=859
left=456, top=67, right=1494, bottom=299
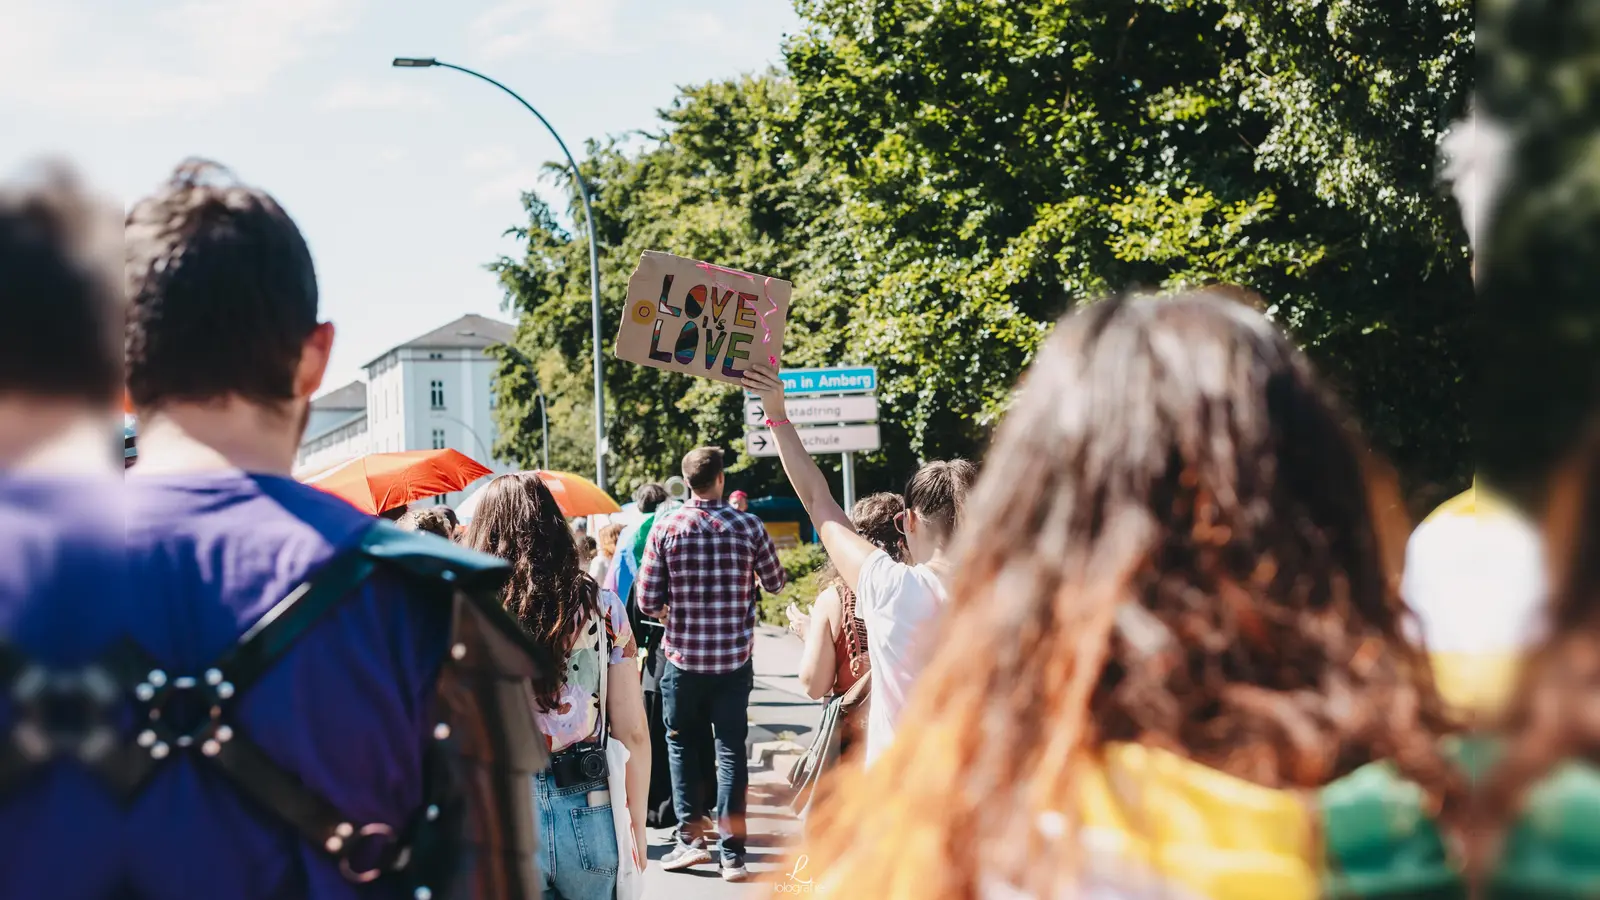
left=614, top=251, right=792, bottom=387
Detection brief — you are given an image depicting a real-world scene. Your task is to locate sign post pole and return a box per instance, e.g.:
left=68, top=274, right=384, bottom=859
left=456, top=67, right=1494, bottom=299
left=740, top=366, right=878, bottom=520
left=842, top=451, right=856, bottom=512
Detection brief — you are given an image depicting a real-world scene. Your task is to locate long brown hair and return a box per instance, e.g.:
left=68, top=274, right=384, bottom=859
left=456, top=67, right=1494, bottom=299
left=1485, top=430, right=1600, bottom=833
left=465, top=473, right=600, bottom=712
left=802, top=290, right=1462, bottom=898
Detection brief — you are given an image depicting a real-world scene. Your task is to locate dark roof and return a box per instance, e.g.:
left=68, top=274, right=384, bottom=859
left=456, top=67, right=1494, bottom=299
left=311, top=380, right=367, bottom=411
left=364, top=314, right=516, bottom=369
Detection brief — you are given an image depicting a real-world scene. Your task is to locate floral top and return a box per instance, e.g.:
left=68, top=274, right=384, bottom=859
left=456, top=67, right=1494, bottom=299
left=537, top=587, right=636, bottom=753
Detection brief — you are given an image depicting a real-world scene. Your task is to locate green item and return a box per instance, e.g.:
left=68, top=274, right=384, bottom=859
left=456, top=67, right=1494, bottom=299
left=1320, top=759, right=1463, bottom=899
left=1322, top=737, right=1600, bottom=898
left=629, top=499, right=681, bottom=561
left=630, top=512, right=657, bottom=562
left=1493, top=761, right=1600, bottom=898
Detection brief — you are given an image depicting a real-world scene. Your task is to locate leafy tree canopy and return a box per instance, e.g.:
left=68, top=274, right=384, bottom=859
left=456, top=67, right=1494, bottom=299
left=492, top=0, right=1473, bottom=513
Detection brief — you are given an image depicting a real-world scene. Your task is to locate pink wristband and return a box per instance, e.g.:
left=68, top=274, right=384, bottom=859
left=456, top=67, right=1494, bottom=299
left=764, top=417, right=791, bottom=428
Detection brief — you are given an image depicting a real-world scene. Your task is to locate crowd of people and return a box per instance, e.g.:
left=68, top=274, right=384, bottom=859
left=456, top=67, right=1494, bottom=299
left=1, top=93, right=1598, bottom=900
left=388, top=452, right=787, bottom=888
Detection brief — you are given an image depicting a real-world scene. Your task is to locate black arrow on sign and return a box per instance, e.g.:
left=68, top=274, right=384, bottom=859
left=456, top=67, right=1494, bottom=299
left=750, top=434, right=769, bottom=451
left=748, top=402, right=764, bottom=423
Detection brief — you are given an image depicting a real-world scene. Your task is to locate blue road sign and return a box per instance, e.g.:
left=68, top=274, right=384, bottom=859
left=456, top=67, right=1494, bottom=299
left=749, top=366, right=877, bottom=397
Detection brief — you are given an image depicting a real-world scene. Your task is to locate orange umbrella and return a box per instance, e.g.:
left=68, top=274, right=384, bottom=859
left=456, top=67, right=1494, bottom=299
left=457, top=470, right=621, bottom=520
left=302, top=449, right=493, bottom=515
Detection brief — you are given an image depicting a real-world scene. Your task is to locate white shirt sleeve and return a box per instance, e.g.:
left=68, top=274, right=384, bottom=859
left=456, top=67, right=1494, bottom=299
left=855, top=549, right=904, bottom=617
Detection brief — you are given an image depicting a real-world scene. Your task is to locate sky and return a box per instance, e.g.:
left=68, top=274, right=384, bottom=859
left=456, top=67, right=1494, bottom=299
left=1, top=0, right=802, bottom=391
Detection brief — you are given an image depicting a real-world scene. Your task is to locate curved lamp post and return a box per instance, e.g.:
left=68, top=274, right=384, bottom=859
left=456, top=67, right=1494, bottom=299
left=429, top=412, right=495, bottom=465
left=393, top=57, right=606, bottom=490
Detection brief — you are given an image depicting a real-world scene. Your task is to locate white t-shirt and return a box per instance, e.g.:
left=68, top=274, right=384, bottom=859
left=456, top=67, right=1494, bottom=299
left=856, top=549, right=949, bottom=764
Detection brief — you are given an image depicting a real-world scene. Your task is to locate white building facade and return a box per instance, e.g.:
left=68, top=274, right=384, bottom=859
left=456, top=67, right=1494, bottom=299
left=297, top=314, right=518, bottom=508
left=297, top=380, right=370, bottom=474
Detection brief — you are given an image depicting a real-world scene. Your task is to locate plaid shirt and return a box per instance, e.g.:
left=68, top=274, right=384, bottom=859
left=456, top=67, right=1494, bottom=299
left=637, top=497, right=786, bottom=673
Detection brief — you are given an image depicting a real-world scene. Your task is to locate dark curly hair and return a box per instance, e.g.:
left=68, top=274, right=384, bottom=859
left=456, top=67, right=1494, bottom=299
left=407, top=507, right=457, bottom=540
left=802, top=290, right=1464, bottom=898
left=465, top=473, right=600, bottom=712
left=820, top=493, right=909, bottom=592
left=124, top=158, right=318, bottom=409
left=852, top=492, right=908, bottom=561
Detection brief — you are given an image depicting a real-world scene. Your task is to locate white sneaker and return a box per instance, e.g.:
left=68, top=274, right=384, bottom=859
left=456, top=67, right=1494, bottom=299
left=660, top=844, right=713, bottom=872
left=721, top=859, right=752, bottom=883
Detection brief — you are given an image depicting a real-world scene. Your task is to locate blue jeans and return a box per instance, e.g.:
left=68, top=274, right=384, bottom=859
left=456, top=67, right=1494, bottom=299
left=532, top=769, right=618, bottom=900
left=661, top=658, right=752, bottom=862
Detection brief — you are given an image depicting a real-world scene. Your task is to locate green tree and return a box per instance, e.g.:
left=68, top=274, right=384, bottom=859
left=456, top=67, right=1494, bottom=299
left=490, top=76, right=843, bottom=499
left=492, top=0, right=1474, bottom=511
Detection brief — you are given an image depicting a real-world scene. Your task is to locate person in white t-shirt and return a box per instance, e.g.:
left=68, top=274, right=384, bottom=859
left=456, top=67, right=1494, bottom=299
left=743, top=363, right=978, bottom=763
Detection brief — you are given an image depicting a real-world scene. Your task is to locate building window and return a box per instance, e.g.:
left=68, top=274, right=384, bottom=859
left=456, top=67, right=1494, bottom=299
left=428, top=351, right=444, bottom=360
left=430, top=380, right=445, bottom=409
left=431, top=428, right=446, bottom=450
left=433, top=494, right=448, bottom=506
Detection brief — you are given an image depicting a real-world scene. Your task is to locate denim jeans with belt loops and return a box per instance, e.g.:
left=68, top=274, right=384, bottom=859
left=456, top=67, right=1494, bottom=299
left=532, top=768, right=618, bottom=900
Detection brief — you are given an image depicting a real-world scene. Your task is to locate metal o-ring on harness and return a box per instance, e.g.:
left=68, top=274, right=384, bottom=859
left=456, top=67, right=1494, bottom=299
left=330, top=821, right=404, bottom=884
left=132, top=667, right=237, bottom=761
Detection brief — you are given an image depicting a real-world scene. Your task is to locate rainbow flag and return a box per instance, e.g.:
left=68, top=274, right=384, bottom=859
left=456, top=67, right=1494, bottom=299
left=604, top=500, right=681, bottom=601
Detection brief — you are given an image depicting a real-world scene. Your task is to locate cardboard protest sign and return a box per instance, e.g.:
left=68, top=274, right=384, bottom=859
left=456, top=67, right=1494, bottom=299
left=614, top=251, right=791, bottom=387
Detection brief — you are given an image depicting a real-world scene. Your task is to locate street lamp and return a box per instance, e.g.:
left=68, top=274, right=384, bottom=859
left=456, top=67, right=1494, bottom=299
left=430, top=412, right=495, bottom=466
left=393, top=56, right=607, bottom=490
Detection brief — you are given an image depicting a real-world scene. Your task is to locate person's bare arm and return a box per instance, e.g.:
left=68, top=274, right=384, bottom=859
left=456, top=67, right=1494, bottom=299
left=743, top=363, right=878, bottom=589
left=798, top=585, right=841, bottom=700
left=605, top=654, right=650, bottom=871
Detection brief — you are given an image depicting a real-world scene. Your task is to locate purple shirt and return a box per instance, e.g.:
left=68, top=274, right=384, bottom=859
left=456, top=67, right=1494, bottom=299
left=637, top=498, right=785, bottom=673
left=123, top=472, right=449, bottom=900
left=0, top=476, right=128, bottom=900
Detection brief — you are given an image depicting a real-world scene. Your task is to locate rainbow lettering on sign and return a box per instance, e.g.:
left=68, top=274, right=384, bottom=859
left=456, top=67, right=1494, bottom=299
left=645, top=273, right=761, bottom=377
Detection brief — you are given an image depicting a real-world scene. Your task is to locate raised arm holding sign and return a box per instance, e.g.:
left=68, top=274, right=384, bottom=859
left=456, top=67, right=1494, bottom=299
left=614, top=251, right=792, bottom=386
left=742, top=363, right=875, bottom=587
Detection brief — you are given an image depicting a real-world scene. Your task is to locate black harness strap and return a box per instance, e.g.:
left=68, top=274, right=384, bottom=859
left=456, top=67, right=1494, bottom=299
left=114, top=543, right=422, bottom=884
left=0, top=643, right=33, bottom=795
left=0, top=641, right=130, bottom=798
left=222, top=550, right=378, bottom=689
left=1, top=525, right=535, bottom=896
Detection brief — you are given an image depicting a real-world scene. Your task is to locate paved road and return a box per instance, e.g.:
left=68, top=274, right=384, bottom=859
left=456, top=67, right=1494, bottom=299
left=641, top=626, right=820, bottom=899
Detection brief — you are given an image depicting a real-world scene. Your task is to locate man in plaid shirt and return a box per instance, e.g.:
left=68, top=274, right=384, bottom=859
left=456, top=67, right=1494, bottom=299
left=638, top=447, right=785, bottom=881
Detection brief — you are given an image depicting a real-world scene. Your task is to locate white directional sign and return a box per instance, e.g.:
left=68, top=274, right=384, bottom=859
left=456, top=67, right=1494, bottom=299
left=745, top=424, right=881, bottom=458
left=744, top=395, right=879, bottom=428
